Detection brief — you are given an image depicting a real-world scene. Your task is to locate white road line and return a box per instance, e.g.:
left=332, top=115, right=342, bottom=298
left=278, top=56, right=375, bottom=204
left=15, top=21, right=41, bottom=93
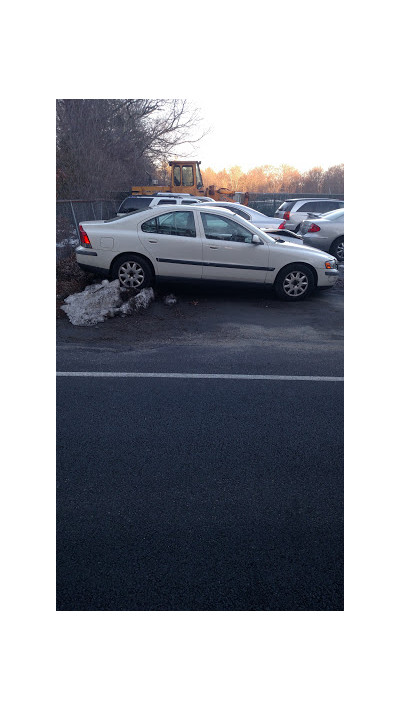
left=57, top=372, right=343, bottom=382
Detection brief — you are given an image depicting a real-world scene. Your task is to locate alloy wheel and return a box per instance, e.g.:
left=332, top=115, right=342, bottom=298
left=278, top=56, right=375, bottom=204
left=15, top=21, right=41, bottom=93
left=118, top=261, right=145, bottom=288
left=283, top=271, right=309, bottom=297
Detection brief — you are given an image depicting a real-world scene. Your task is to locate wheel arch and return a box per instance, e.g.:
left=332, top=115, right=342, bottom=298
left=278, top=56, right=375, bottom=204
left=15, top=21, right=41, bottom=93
left=329, top=236, right=344, bottom=260
left=109, top=251, right=156, bottom=279
left=274, top=261, right=318, bottom=287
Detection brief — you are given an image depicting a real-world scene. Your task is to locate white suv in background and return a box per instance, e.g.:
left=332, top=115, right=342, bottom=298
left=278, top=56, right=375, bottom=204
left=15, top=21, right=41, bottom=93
left=275, top=198, right=344, bottom=232
left=117, top=194, right=204, bottom=216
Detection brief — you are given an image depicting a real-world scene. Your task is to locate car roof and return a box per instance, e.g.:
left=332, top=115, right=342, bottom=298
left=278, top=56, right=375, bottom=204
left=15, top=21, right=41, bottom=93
left=281, top=198, right=341, bottom=205
left=121, top=204, right=277, bottom=241
left=194, top=201, right=250, bottom=209
left=204, top=201, right=242, bottom=205
left=141, top=204, right=235, bottom=216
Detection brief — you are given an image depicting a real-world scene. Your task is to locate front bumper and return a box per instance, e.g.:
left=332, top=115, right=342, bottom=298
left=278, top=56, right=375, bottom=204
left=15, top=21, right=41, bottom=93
left=318, top=268, right=339, bottom=287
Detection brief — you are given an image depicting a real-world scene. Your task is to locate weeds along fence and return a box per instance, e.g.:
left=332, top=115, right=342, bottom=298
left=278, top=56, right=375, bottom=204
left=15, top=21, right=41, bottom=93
left=56, top=199, right=120, bottom=261
left=248, top=193, right=344, bottom=217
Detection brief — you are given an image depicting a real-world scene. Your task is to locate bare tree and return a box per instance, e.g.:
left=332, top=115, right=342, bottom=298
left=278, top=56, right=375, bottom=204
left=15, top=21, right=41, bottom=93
left=56, top=99, right=207, bottom=199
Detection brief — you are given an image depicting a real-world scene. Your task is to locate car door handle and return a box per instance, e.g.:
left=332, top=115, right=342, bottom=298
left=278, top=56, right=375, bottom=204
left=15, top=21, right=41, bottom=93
left=209, top=246, right=218, bottom=249
left=148, top=239, right=158, bottom=243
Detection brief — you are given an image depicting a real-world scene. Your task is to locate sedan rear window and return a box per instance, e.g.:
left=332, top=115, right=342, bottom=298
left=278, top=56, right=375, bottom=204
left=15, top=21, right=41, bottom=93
left=227, top=206, right=251, bottom=220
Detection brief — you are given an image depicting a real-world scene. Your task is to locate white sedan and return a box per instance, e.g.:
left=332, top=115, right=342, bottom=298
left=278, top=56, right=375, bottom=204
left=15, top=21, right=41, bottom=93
left=75, top=205, right=339, bottom=301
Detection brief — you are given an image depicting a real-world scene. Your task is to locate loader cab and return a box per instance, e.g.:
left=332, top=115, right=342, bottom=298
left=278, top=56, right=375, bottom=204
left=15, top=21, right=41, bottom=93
left=169, top=161, right=204, bottom=194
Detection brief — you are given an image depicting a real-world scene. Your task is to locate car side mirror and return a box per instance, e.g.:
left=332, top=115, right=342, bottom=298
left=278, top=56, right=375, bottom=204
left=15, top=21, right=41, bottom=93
left=251, top=235, right=263, bottom=245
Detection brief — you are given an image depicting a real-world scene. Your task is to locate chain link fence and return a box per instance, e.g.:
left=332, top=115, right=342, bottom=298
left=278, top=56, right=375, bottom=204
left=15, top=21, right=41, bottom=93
left=56, top=199, right=121, bottom=261
left=248, top=193, right=344, bottom=217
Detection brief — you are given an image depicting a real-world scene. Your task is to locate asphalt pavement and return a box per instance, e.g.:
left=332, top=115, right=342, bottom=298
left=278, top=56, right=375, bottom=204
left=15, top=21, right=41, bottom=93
left=57, top=279, right=344, bottom=610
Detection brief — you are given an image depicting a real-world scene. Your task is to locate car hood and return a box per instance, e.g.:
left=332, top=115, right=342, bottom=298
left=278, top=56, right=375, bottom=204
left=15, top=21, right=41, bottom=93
left=274, top=239, right=333, bottom=260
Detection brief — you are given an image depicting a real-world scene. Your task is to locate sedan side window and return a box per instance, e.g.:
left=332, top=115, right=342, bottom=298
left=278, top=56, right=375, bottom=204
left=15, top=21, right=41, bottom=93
left=201, top=213, right=254, bottom=243
left=141, top=216, right=158, bottom=233
left=141, top=211, right=196, bottom=238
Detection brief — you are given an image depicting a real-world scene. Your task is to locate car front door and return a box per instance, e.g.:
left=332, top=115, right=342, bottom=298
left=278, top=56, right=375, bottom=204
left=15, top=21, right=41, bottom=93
left=137, top=210, right=203, bottom=279
left=198, top=211, right=271, bottom=283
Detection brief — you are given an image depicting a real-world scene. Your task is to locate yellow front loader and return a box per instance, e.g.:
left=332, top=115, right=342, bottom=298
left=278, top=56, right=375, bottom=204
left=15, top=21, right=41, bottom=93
left=132, top=160, right=249, bottom=205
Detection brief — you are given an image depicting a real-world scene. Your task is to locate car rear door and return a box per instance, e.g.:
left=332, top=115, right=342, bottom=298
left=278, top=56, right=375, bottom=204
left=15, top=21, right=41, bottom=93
left=137, top=210, right=203, bottom=279
left=198, top=211, right=271, bottom=283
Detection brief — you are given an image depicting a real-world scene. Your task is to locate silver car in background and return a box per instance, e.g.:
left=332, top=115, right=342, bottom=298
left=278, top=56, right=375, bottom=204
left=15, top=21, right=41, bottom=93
left=201, top=201, right=283, bottom=227
left=275, top=198, right=344, bottom=232
left=117, top=194, right=204, bottom=216
left=300, top=209, right=344, bottom=261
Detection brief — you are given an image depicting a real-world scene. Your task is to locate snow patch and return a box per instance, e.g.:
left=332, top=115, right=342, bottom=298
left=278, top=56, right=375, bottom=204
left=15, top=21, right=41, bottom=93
left=164, top=293, right=177, bottom=306
left=133, top=288, right=154, bottom=310
left=61, top=281, right=155, bottom=326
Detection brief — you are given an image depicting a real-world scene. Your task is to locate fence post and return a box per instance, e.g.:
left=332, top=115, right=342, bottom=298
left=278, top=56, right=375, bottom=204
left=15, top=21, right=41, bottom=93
left=70, top=201, right=79, bottom=238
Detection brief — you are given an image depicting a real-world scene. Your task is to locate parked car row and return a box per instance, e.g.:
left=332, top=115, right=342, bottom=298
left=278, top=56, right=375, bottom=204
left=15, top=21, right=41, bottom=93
left=76, top=204, right=340, bottom=301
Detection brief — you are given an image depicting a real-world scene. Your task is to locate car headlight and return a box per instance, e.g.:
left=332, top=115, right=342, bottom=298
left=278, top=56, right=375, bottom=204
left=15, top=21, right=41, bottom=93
left=325, top=259, right=338, bottom=270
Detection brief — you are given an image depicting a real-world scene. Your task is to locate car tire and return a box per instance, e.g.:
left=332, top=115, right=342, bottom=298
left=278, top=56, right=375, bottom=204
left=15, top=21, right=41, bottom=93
left=274, top=263, right=315, bottom=301
left=110, top=254, right=153, bottom=289
left=330, top=237, right=344, bottom=262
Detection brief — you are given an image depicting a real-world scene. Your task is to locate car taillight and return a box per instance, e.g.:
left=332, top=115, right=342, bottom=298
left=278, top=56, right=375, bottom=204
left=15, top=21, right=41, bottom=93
left=79, top=224, right=92, bottom=247
left=283, top=211, right=290, bottom=220
left=278, top=221, right=286, bottom=229
left=308, top=223, right=321, bottom=233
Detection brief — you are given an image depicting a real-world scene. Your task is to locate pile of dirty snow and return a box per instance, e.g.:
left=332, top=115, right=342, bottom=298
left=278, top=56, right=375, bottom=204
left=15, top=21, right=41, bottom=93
left=164, top=294, right=177, bottom=306
left=61, top=280, right=154, bottom=326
